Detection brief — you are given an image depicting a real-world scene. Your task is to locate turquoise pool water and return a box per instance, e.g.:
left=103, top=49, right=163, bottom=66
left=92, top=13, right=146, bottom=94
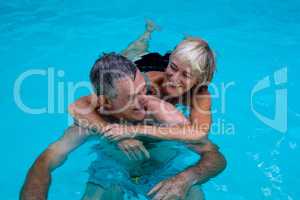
left=1, top=0, right=299, bottom=199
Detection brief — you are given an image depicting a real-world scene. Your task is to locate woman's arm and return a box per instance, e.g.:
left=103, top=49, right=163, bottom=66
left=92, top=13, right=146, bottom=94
left=106, top=123, right=206, bottom=143
left=70, top=91, right=211, bottom=143
left=68, top=94, right=108, bottom=132
left=139, top=95, right=190, bottom=125
left=103, top=92, right=211, bottom=143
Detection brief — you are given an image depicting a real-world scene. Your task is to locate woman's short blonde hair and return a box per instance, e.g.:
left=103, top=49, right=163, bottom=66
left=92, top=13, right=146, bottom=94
left=171, top=37, right=216, bottom=83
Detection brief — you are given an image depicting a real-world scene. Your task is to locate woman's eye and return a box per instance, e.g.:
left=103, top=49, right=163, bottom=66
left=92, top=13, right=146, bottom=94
left=183, top=72, right=192, bottom=79
left=170, top=64, right=177, bottom=71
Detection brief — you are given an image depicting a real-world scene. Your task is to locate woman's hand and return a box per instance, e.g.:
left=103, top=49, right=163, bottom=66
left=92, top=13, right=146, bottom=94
left=68, top=95, right=109, bottom=131
left=117, top=139, right=150, bottom=161
left=101, top=124, right=150, bottom=160
left=102, top=124, right=138, bottom=142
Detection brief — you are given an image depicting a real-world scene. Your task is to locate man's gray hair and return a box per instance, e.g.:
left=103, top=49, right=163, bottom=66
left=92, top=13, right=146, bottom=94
left=90, top=53, right=137, bottom=99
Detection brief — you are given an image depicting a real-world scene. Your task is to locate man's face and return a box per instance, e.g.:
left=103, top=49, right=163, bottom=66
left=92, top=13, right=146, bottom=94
left=108, top=69, right=147, bottom=121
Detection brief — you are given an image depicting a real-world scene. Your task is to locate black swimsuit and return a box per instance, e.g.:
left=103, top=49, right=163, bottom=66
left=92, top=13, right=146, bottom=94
left=134, top=52, right=171, bottom=72
left=137, top=52, right=171, bottom=95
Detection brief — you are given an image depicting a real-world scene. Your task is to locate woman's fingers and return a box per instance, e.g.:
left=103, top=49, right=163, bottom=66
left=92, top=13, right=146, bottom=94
left=128, top=143, right=142, bottom=160
left=138, top=144, right=150, bottom=159
left=120, top=144, right=132, bottom=160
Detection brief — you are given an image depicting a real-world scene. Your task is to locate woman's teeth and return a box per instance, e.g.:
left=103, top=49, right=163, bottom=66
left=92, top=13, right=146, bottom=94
left=167, top=82, right=181, bottom=87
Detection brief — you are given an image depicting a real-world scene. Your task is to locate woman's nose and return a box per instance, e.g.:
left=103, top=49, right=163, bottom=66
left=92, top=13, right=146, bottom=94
left=170, top=72, right=181, bottom=82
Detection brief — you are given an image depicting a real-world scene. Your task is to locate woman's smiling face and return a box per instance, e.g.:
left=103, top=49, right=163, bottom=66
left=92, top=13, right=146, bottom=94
left=163, top=55, right=199, bottom=97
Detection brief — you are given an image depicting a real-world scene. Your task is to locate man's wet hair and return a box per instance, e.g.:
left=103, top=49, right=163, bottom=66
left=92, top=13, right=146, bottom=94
left=90, top=52, right=137, bottom=99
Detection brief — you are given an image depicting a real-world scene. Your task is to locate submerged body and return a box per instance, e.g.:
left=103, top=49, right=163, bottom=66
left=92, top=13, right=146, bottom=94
left=87, top=105, right=200, bottom=198
left=89, top=139, right=200, bottom=197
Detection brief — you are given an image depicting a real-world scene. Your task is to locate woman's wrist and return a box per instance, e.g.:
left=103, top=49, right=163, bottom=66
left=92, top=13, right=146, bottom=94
left=127, top=125, right=152, bottom=137
left=129, top=125, right=144, bottom=137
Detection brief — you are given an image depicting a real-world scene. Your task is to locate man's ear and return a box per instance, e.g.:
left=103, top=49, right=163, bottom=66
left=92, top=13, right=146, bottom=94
left=98, top=95, right=112, bottom=110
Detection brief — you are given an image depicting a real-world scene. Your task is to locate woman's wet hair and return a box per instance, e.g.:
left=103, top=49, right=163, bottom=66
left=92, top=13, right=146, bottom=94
left=171, top=37, right=216, bottom=83
left=90, top=52, right=137, bottom=99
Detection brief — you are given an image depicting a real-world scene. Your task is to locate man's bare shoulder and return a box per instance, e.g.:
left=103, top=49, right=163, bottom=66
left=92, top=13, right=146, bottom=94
left=146, top=71, right=165, bottom=87
left=146, top=71, right=164, bottom=79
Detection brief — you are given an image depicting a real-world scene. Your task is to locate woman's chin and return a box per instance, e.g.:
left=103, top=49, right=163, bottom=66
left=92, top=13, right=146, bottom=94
left=165, top=86, right=184, bottom=97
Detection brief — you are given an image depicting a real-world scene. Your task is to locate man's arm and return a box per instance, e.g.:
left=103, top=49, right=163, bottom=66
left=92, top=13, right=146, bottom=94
left=148, top=144, right=227, bottom=200
left=178, top=90, right=226, bottom=184
left=20, top=125, right=90, bottom=200
left=147, top=91, right=227, bottom=199
left=147, top=93, right=226, bottom=184
left=176, top=144, right=226, bottom=186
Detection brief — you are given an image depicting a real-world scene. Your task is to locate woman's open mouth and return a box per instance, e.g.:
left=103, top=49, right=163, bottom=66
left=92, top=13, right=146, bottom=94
left=165, top=81, right=182, bottom=88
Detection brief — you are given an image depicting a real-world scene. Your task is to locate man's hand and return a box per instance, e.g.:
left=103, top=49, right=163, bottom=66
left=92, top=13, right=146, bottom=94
left=147, top=174, right=192, bottom=200
left=117, top=139, right=150, bottom=161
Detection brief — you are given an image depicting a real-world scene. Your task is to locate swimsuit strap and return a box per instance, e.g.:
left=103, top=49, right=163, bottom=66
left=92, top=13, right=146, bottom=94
left=141, top=72, right=152, bottom=95
left=175, top=103, right=191, bottom=118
